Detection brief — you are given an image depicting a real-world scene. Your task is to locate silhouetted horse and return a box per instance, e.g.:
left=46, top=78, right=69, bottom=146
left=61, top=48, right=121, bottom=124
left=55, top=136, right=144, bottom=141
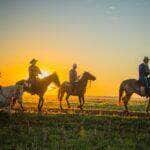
left=58, top=72, right=96, bottom=110
left=16, top=72, right=60, bottom=112
left=119, top=79, right=150, bottom=113
left=0, top=84, right=24, bottom=113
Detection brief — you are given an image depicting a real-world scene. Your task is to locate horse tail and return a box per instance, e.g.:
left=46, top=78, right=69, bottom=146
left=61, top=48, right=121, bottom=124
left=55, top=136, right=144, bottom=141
left=119, top=82, right=124, bottom=104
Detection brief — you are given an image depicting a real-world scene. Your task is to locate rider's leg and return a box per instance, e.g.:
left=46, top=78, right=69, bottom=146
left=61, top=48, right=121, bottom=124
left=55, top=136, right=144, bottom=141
left=139, top=77, right=147, bottom=96
left=71, top=82, right=76, bottom=93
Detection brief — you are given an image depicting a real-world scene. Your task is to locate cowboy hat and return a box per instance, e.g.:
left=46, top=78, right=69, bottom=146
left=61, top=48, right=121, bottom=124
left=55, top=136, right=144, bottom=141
left=73, top=63, right=77, bottom=68
left=30, top=58, right=38, bottom=64
left=143, top=56, right=150, bottom=62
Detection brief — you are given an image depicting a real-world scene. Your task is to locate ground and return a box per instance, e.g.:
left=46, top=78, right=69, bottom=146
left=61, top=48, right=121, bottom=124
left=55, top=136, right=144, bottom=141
left=0, top=96, right=150, bottom=149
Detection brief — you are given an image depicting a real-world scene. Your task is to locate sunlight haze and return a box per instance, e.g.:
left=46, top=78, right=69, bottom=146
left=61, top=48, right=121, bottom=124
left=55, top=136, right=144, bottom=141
left=0, top=0, right=150, bottom=96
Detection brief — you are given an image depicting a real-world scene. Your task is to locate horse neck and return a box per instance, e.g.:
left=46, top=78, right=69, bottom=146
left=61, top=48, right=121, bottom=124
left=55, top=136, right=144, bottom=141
left=79, top=76, right=88, bottom=89
left=44, top=74, right=53, bottom=85
left=43, top=74, right=55, bottom=86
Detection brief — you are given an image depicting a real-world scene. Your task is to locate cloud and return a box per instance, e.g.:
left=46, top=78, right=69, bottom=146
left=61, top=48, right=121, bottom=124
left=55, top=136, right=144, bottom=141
left=109, top=5, right=116, bottom=11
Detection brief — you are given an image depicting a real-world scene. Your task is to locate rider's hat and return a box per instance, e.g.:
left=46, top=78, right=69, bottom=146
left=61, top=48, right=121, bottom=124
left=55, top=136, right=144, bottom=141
left=143, top=56, right=150, bottom=62
left=30, top=58, right=38, bottom=64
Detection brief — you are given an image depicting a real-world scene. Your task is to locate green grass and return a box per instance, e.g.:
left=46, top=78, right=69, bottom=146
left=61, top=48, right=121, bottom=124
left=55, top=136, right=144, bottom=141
left=0, top=112, right=150, bottom=150
left=24, top=96, right=148, bottom=112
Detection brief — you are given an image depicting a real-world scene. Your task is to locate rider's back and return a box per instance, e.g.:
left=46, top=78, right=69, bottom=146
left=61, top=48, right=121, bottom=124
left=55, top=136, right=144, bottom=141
left=69, top=69, right=77, bottom=83
left=139, top=63, right=149, bottom=79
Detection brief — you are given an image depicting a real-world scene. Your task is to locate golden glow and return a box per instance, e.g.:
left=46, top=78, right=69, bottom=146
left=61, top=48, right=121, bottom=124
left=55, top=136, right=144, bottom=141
left=39, top=70, right=51, bottom=79
left=38, top=70, right=55, bottom=91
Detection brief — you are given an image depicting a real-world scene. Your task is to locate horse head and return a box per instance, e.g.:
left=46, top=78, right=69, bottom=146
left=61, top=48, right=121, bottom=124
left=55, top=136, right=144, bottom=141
left=82, top=71, right=96, bottom=81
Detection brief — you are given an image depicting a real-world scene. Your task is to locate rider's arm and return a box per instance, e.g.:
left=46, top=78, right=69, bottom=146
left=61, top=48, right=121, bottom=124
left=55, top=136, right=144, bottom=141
left=145, top=65, right=150, bottom=76
left=36, top=67, right=42, bottom=74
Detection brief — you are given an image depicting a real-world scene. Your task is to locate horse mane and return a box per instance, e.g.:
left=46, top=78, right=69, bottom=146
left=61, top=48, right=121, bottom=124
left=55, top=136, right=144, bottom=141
left=79, top=71, right=89, bottom=81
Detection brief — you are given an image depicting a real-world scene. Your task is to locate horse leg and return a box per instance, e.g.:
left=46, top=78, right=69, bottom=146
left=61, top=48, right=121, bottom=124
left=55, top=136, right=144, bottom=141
left=81, top=96, right=85, bottom=107
left=59, top=92, right=65, bottom=110
left=146, top=98, right=150, bottom=113
left=66, top=94, right=71, bottom=108
left=122, top=93, right=132, bottom=112
left=78, top=96, right=82, bottom=110
left=38, top=96, right=44, bottom=112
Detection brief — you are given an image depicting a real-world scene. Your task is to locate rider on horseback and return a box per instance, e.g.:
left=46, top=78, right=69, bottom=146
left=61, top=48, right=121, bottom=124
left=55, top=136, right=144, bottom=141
left=28, top=59, right=41, bottom=93
left=69, top=63, right=79, bottom=93
left=139, top=56, right=150, bottom=96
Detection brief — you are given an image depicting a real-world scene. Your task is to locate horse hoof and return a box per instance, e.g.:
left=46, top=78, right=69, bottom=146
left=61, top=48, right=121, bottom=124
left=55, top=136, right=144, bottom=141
left=117, top=102, right=123, bottom=106
left=38, top=111, right=42, bottom=116
left=77, top=105, right=83, bottom=110
left=60, top=107, right=63, bottom=111
left=38, top=109, right=42, bottom=113
left=22, top=108, right=25, bottom=112
left=123, top=110, right=129, bottom=115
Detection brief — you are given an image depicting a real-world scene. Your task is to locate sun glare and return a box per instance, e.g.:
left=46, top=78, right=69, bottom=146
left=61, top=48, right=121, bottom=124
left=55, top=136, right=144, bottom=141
left=39, top=70, right=51, bottom=79
left=38, top=70, right=56, bottom=92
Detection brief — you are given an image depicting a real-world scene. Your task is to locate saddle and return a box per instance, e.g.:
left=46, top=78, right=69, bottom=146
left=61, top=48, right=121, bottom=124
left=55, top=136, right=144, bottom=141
left=70, top=81, right=79, bottom=94
left=27, top=79, right=38, bottom=93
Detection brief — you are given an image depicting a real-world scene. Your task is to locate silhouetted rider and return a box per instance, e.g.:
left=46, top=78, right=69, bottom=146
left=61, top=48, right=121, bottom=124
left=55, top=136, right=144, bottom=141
left=28, top=59, right=41, bottom=91
left=69, top=63, right=78, bottom=93
left=139, top=56, right=150, bottom=95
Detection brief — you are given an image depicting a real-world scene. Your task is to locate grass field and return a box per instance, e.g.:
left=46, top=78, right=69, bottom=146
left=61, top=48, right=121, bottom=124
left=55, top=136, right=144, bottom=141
left=23, top=95, right=148, bottom=112
left=0, top=96, right=150, bottom=150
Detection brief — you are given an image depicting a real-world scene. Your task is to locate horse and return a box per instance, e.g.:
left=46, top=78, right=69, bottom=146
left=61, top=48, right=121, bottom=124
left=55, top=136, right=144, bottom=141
left=0, top=84, right=24, bottom=113
left=16, top=72, right=60, bottom=112
left=118, top=79, right=150, bottom=113
left=58, top=71, right=96, bottom=110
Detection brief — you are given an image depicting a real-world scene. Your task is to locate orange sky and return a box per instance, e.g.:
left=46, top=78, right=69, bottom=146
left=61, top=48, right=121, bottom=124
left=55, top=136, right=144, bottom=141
left=0, top=0, right=149, bottom=97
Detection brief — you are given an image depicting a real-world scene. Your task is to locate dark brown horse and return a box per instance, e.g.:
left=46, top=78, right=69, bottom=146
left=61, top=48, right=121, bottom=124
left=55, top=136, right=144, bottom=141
left=119, top=79, right=150, bottom=112
left=58, top=71, right=96, bottom=110
left=16, top=72, right=60, bottom=112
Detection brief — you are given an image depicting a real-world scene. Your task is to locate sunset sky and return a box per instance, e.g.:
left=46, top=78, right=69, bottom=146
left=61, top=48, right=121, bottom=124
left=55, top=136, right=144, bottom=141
left=0, top=0, right=150, bottom=96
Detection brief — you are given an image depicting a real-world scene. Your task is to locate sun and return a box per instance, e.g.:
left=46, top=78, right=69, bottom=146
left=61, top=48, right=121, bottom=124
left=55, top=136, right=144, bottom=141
left=38, top=70, right=56, bottom=91
left=39, top=70, right=51, bottom=79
